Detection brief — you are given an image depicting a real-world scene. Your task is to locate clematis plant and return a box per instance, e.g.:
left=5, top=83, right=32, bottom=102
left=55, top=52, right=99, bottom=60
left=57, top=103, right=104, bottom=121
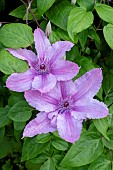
left=6, top=28, right=79, bottom=93
left=23, top=68, right=109, bottom=143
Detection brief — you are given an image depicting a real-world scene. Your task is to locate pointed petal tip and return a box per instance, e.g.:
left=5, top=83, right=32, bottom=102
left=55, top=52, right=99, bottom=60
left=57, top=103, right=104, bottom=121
left=65, top=40, right=74, bottom=48
left=91, top=68, right=102, bottom=77
left=34, top=27, right=43, bottom=34
left=6, top=48, right=12, bottom=51
left=22, top=112, right=56, bottom=138
left=6, top=70, right=33, bottom=92
left=34, top=27, right=51, bottom=58
left=94, top=67, right=102, bottom=73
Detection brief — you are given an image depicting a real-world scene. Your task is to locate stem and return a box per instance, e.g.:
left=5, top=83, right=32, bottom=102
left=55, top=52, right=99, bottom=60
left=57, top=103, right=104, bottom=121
left=29, top=8, right=40, bottom=27
left=20, top=0, right=40, bottom=27
left=20, top=0, right=27, bottom=6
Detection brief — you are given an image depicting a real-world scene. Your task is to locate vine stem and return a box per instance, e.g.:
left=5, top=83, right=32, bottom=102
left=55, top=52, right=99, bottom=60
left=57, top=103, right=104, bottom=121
left=20, top=0, right=40, bottom=27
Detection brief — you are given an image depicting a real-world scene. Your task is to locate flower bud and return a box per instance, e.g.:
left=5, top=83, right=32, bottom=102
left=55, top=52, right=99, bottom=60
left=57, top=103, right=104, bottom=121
left=71, top=0, right=77, bottom=5
left=45, top=21, right=52, bottom=37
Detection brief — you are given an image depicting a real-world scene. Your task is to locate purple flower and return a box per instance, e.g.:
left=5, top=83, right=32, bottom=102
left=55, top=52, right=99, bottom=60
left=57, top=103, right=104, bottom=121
left=6, top=28, right=79, bottom=93
left=23, top=68, right=109, bottom=143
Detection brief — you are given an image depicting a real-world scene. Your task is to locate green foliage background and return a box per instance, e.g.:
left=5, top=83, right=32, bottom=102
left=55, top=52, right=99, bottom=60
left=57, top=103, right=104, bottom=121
left=0, top=0, right=113, bottom=169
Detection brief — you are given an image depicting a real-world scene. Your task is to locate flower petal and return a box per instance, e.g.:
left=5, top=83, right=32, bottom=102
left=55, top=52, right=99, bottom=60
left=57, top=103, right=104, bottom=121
left=34, top=28, right=51, bottom=58
left=57, top=111, right=82, bottom=143
left=24, top=90, right=58, bottom=112
left=32, top=73, right=57, bottom=93
left=58, top=81, right=76, bottom=99
left=7, top=48, right=37, bottom=65
left=45, top=41, right=74, bottom=62
left=72, top=99, right=109, bottom=120
left=74, top=68, right=103, bottom=101
left=23, top=112, right=56, bottom=138
left=6, top=69, right=34, bottom=92
left=51, top=60, right=79, bottom=81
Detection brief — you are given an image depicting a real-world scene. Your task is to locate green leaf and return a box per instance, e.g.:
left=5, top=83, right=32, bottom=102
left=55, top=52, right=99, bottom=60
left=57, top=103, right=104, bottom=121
left=74, top=56, right=94, bottom=79
left=89, top=28, right=101, bottom=50
left=67, top=7, right=94, bottom=40
left=102, top=130, right=113, bottom=150
left=95, top=3, right=113, bottom=24
left=25, top=160, right=42, bottom=170
left=109, top=104, right=113, bottom=115
left=36, top=133, right=51, bottom=143
left=0, top=137, right=13, bottom=159
left=57, top=166, right=88, bottom=170
left=46, top=1, right=74, bottom=30
left=37, top=0, right=55, bottom=16
left=9, top=1, right=39, bottom=20
left=23, top=8, right=41, bottom=21
left=66, top=45, right=80, bottom=62
left=103, top=24, right=113, bottom=50
left=49, top=31, right=60, bottom=44
left=77, top=0, right=94, bottom=10
left=0, top=107, right=11, bottom=128
left=0, top=49, right=29, bottom=74
left=14, top=121, right=26, bottom=131
left=0, top=41, right=5, bottom=50
left=93, top=117, right=109, bottom=141
left=2, top=160, right=13, bottom=170
left=29, top=154, right=47, bottom=164
left=56, top=28, right=78, bottom=44
left=96, top=87, right=103, bottom=100
left=21, top=137, right=49, bottom=161
left=88, top=155, right=111, bottom=170
left=0, top=127, right=5, bottom=144
left=52, top=138, right=69, bottom=151
left=8, top=100, right=33, bottom=122
left=8, top=93, right=24, bottom=106
left=78, top=30, right=88, bottom=49
left=40, top=158, right=55, bottom=170
left=0, top=23, right=33, bottom=48
left=9, top=5, right=26, bottom=18
left=60, top=132, right=103, bottom=167
left=102, top=69, right=113, bottom=95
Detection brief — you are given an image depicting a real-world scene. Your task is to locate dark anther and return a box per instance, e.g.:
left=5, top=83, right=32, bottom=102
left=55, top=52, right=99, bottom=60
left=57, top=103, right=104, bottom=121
left=40, top=64, right=46, bottom=70
left=64, top=101, right=69, bottom=108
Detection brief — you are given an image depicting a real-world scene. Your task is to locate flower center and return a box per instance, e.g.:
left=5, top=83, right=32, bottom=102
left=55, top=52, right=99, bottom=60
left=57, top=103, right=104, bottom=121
left=32, top=60, right=50, bottom=75
left=63, top=101, right=69, bottom=108
left=57, top=96, right=75, bottom=114
left=40, top=64, right=46, bottom=70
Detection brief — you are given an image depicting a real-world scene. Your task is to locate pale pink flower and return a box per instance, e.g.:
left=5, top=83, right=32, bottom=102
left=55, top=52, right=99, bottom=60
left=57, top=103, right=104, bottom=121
left=23, top=69, right=109, bottom=143
left=6, top=28, right=79, bottom=93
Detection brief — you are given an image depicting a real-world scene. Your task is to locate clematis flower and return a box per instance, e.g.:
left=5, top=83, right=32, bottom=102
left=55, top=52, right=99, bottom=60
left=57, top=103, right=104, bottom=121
left=23, top=68, right=109, bottom=143
left=6, top=28, right=79, bottom=93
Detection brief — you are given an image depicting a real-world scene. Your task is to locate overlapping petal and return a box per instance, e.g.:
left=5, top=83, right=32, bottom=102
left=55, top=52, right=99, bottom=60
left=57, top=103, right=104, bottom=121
left=32, top=73, right=57, bottom=93
left=59, top=81, right=76, bottom=99
left=24, top=90, right=58, bottom=112
left=7, top=48, right=37, bottom=65
left=6, top=69, right=34, bottom=92
left=45, top=41, right=74, bottom=62
left=74, top=68, right=103, bottom=101
left=34, top=28, right=51, bottom=58
left=72, top=99, right=109, bottom=120
left=51, top=60, right=79, bottom=81
left=23, top=112, right=56, bottom=138
left=57, top=111, right=82, bottom=143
